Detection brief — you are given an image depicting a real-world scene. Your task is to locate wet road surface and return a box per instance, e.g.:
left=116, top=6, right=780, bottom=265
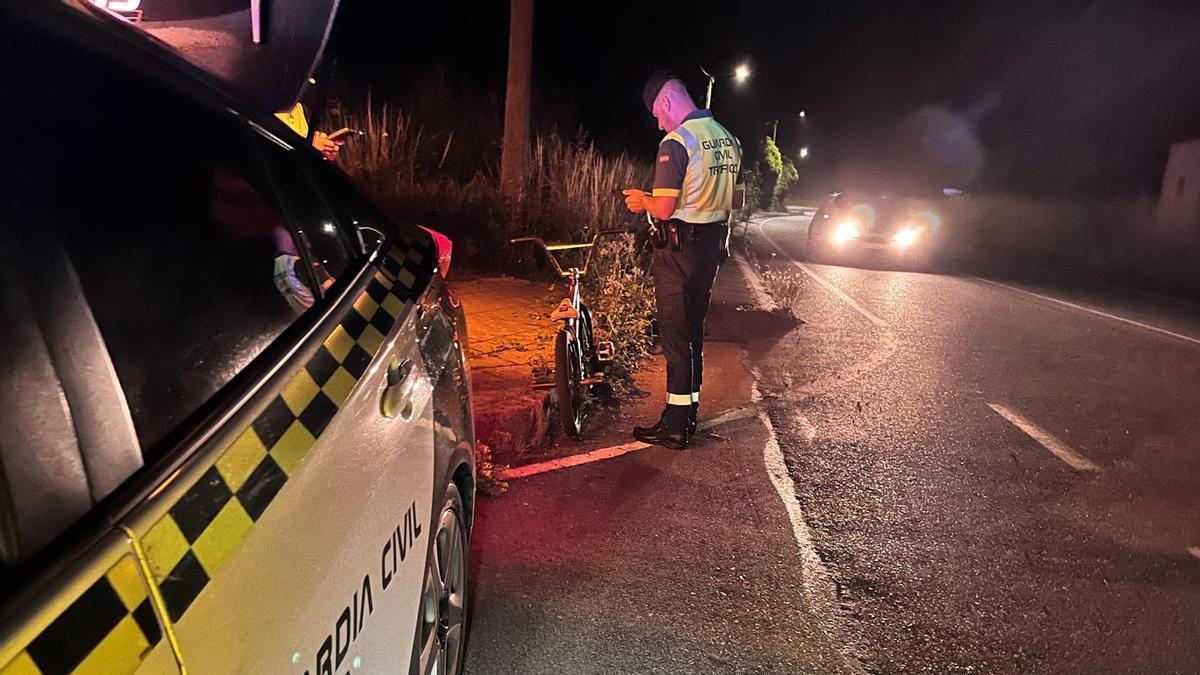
left=749, top=214, right=1200, bottom=674
left=463, top=212, right=1200, bottom=674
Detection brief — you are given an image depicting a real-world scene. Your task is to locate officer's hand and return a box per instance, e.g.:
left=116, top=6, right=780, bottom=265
left=622, top=188, right=648, bottom=214
left=312, top=131, right=343, bottom=160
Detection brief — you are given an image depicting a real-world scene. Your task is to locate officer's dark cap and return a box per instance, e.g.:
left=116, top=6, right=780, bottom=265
left=643, top=70, right=679, bottom=112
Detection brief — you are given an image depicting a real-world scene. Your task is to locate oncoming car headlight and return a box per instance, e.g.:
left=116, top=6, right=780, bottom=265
left=891, top=227, right=920, bottom=247
left=832, top=220, right=861, bottom=243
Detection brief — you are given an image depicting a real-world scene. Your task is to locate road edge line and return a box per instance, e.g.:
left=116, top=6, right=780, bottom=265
left=972, top=277, right=1200, bottom=348
left=758, top=217, right=888, bottom=329
left=749, top=367, right=866, bottom=673
left=498, top=407, right=756, bottom=480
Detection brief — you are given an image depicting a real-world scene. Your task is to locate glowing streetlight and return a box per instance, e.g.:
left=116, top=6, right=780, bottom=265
left=799, top=146, right=810, bottom=160
left=799, top=110, right=807, bottom=119
left=734, top=63, right=752, bottom=84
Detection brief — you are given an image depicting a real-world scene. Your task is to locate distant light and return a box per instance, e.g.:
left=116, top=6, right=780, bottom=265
left=892, top=228, right=920, bottom=247
left=833, top=221, right=861, bottom=244
left=799, top=110, right=807, bottom=119
left=799, top=147, right=810, bottom=160
left=322, top=222, right=336, bottom=234
left=734, top=63, right=751, bottom=84
left=90, top=0, right=141, bottom=10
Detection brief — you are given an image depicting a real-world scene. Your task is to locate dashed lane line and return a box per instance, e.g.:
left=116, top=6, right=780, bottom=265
left=973, top=277, right=1200, bottom=348
left=986, top=403, right=1101, bottom=473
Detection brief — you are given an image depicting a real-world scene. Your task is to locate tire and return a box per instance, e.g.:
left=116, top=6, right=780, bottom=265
left=416, top=483, right=469, bottom=675
left=577, top=304, right=598, bottom=374
left=555, top=329, right=584, bottom=437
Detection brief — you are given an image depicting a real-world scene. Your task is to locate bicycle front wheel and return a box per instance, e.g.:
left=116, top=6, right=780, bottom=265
left=555, top=329, right=584, bottom=437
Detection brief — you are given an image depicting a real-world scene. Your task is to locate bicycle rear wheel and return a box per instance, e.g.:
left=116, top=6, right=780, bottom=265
left=555, top=329, right=584, bottom=437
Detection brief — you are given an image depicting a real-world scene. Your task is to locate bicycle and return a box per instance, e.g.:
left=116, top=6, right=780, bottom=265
left=509, top=230, right=627, bottom=437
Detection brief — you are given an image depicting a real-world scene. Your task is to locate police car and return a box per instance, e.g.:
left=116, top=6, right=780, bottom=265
left=0, top=3, right=474, bottom=674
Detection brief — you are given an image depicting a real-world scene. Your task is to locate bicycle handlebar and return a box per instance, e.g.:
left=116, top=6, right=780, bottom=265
left=509, top=229, right=631, bottom=278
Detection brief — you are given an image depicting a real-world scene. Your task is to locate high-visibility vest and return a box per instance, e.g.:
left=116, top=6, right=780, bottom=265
left=659, top=112, right=742, bottom=224
left=275, top=103, right=310, bottom=139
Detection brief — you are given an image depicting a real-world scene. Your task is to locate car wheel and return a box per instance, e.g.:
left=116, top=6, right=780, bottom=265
left=418, top=483, right=468, bottom=675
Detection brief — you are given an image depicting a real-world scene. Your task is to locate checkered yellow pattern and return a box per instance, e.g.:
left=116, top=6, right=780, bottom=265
left=0, top=554, right=163, bottom=675
left=139, top=238, right=432, bottom=623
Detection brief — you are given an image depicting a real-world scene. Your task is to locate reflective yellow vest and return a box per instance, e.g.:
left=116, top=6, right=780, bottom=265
left=657, top=112, right=743, bottom=224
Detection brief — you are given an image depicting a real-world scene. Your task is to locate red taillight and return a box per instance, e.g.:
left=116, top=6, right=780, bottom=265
left=420, top=226, right=453, bottom=278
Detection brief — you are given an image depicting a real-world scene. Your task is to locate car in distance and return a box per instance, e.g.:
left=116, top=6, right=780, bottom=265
left=807, top=189, right=951, bottom=268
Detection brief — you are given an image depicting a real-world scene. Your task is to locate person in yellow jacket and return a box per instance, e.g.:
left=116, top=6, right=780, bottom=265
left=275, top=102, right=342, bottom=160
left=623, top=71, right=744, bottom=449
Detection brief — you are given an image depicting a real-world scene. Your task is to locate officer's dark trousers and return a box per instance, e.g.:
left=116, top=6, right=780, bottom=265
left=652, top=222, right=726, bottom=425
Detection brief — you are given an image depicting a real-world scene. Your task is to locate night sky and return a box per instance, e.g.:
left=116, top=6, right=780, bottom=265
left=325, top=1, right=1200, bottom=197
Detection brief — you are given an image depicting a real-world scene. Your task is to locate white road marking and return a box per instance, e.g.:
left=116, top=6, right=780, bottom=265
left=499, top=407, right=756, bottom=480
left=700, top=405, right=757, bottom=430
left=1188, top=546, right=1200, bottom=561
left=986, top=403, right=1101, bottom=472
left=749, top=368, right=866, bottom=673
left=758, top=216, right=888, bottom=328
left=740, top=218, right=899, bottom=396
left=974, top=277, right=1200, bottom=348
left=501, top=441, right=649, bottom=479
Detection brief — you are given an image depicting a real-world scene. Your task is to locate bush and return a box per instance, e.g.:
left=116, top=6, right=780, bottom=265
left=329, top=99, right=658, bottom=386
left=761, top=136, right=798, bottom=210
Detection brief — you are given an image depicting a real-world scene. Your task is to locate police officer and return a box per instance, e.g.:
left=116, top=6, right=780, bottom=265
left=623, top=71, right=744, bottom=449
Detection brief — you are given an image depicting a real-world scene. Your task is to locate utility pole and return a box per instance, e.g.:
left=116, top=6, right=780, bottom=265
left=500, top=0, right=533, bottom=201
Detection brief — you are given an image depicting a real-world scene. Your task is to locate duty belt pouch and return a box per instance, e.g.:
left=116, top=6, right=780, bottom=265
left=650, top=221, right=668, bottom=249
left=667, top=221, right=684, bottom=252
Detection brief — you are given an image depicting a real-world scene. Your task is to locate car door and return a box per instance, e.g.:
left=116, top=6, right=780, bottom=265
left=4, top=5, right=441, bottom=673
left=126, top=121, right=439, bottom=675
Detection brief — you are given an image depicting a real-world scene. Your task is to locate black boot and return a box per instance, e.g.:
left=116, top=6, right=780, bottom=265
left=633, top=406, right=690, bottom=450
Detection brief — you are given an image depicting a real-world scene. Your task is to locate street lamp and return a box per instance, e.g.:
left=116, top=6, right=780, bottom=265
left=799, top=146, right=810, bottom=160
left=700, top=62, right=753, bottom=109
left=799, top=110, right=807, bottom=119
left=734, top=63, right=752, bottom=85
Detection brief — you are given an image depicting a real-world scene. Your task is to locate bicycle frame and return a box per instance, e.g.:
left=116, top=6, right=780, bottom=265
left=509, top=229, right=628, bottom=323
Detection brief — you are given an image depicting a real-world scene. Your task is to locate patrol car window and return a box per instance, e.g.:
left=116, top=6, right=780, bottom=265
left=310, top=164, right=397, bottom=253
left=253, top=137, right=356, bottom=283
left=18, top=33, right=310, bottom=452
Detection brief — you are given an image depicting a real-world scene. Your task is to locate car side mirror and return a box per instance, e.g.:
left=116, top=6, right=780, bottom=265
left=358, top=225, right=385, bottom=252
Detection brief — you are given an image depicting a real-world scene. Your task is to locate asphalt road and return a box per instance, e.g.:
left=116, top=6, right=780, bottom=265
left=747, top=213, right=1200, bottom=674
left=463, top=212, right=1200, bottom=674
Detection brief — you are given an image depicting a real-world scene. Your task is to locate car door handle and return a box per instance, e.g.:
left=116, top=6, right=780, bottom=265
left=381, top=358, right=414, bottom=420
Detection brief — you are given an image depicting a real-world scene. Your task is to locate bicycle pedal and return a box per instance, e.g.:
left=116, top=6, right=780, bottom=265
left=595, top=341, right=615, bottom=362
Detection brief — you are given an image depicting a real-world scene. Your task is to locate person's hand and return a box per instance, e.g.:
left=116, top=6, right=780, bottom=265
left=312, top=130, right=343, bottom=160
left=622, top=188, right=649, bottom=214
